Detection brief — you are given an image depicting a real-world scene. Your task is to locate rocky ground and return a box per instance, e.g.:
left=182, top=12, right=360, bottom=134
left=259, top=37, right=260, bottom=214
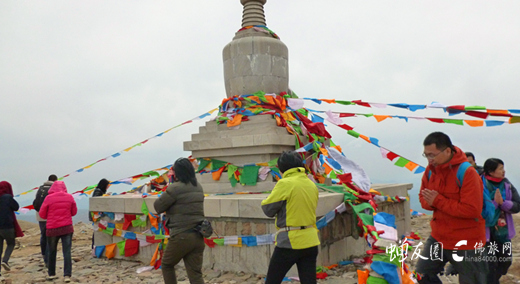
left=1, top=216, right=520, bottom=284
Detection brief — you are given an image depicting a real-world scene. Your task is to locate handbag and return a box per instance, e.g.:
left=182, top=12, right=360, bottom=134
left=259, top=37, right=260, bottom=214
left=195, top=219, right=213, bottom=238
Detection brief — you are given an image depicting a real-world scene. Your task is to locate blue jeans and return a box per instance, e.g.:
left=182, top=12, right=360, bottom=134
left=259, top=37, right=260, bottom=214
left=47, top=233, right=73, bottom=277
left=39, top=222, right=48, bottom=265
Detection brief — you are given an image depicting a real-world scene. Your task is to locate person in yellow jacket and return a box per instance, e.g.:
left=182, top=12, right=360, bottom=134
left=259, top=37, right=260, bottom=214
left=261, top=151, right=320, bottom=284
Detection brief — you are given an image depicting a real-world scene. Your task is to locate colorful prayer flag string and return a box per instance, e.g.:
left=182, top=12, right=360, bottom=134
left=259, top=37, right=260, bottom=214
left=13, top=109, right=218, bottom=198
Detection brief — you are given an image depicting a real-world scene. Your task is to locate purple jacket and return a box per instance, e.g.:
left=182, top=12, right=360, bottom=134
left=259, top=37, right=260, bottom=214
left=486, top=179, right=520, bottom=241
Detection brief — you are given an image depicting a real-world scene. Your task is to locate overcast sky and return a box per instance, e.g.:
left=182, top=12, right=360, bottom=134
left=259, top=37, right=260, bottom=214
left=1, top=1, right=519, bottom=212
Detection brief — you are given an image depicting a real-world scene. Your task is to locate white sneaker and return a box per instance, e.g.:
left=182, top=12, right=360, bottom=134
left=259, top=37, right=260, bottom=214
left=46, top=275, right=58, bottom=281
left=0, top=262, right=9, bottom=271
left=64, top=276, right=71, bottom=283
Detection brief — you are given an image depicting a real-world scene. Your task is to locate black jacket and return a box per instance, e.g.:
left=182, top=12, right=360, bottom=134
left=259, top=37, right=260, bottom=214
left=0, top=194, right=20, bottom=229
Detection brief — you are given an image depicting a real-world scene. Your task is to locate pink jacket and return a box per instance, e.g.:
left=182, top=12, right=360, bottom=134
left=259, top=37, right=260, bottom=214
left=39, top=181, right=77, bottom=229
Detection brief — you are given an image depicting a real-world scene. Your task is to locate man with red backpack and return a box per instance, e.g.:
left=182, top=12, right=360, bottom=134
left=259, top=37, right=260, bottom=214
left=416, top=132, right=488, bottom=284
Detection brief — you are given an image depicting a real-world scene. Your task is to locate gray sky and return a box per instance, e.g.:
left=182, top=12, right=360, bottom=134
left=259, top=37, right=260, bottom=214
left=1, top=1, right=519, bottom=212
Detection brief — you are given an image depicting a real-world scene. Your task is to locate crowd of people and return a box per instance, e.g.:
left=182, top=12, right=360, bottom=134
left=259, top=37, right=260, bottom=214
left=0, top=132, right=518, bottom=284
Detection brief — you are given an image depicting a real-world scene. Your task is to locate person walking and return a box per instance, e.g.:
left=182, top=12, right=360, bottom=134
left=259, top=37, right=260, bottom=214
left=482, top=158, right=520, bottom=283
left=416, top=132, right=488, bottom=283
left=0, top=181, right=23, bottom=282
left=32, top=174, right=58, bottom=267
left=154, top=158, right=206, bottom=284
left=39, top=181, right=77, bottom=283
left=261, top=151, right=320, bottom=284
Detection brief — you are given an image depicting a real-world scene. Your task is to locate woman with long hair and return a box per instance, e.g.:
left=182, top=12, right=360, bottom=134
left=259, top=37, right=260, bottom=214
left=154, top=158, right=205, bottom=284
left=482, top=158, right=520, bottom=283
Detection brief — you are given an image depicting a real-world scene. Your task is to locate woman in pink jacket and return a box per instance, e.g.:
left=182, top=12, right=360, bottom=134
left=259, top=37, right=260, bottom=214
left=39, top=181, right=77, bottom=283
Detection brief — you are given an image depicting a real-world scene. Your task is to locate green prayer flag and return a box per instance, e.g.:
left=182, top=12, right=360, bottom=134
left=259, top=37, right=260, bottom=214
left=132, top=215, right=146, bottom=227
left=394, top=157, right=409, bottom=167
left=350, top=202, right=375, bottom=215
left=213, top=238, right=225, bottom=246
left=211, top=159, right=227, bottom=170
left=117, top=240, right=126, bottom=256
left=141, top=201, right=149, bottom=216
left=357, top=213, right=375, bottom=227
left=510, top=116, right=520, bottom=124
left=240, top=165, right=261, bottom=186
left=154, top=234, right=166, bottom=240
left=464, top=105, right=486, bottom=110
left=329, top=171, right=337, bottom=179
left=267, top=158, right=278, bottom=167
left=366, top=275, right=391, bottom=284
left=142, top=171, right=160, bottom=177
left=103, top=228, right=114, bottom=235
left=347, top=130, right=360, bottom=138
left=443, top=119, right=464, bottom=126
left=228, top=165, right=239, bottom=187
left=330, top=140, right=336, bottom=147
left=335, top=100, right=355, bottom=105
left=197, top=159, right=211, bottom=172
left=296, top=109, right=308, bottom=116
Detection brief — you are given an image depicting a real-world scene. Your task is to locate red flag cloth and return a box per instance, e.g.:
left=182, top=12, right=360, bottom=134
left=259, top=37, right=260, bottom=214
left=386, top=152, right=399, bottom=161
left=146, top=236, right=162, bottom=244
left=154, top=249, right=164, bottom=270
left=316, top=272, right=328, bottom=279
left=294, top=111, right=332, bottom=138
left=204, top=238, right=216, bottom=248
left=337, top=124, right=354, bottom=131
left=124, top=239, right=139, bottom=257
left=0, top=181, right=24, bottom=237
left=352, top=100, right=371, bottom=107
left=366, top=248, right=386, bottom=255
left=337, top=173, right=352, bottom=184
left=339, top=113, right=356, bottom=117
left=427, top=118, right=444, bottom=124
left=465, top=111, right=489, bottom=119
left=123, top=214, right=137, bottom=230
left=98, top=223, right=107, bottom=230
left=446, top=105, right=465, bottom=111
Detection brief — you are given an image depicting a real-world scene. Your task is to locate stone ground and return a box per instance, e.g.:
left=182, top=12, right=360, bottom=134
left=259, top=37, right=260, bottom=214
left=1, top=216, right=520, bottom=284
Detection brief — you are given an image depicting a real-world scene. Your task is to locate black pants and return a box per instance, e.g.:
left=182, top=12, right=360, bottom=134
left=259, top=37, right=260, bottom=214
left=0, top=229, right=15, bottom=273
left=39, top=222, right=48, bottom=264
left=265, top=246, right=318, bottom=284
left=47, top=233, right=73, bottom=277
left=487, top=238, right=513, bottom=284
left=416, top=236, right=488, bottom=284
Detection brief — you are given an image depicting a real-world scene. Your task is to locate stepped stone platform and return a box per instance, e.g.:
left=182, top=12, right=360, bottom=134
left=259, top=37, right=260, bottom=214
left=89, top=182, right=412, bottom=275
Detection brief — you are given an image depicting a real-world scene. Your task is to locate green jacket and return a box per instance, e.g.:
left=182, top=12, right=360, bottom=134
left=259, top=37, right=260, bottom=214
left=261, top=167, right=320, bottom=249
left=154, top=181, right=205, bottom=236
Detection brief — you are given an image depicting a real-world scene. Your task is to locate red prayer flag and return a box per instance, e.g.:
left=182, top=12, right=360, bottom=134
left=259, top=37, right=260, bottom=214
left=124, top=239, right=139, bottom=257
left=123, top=214, right=137, bottom=230
left=352, top=100, right=371, bottom=108
left=386, top=152, right=399, bottom=161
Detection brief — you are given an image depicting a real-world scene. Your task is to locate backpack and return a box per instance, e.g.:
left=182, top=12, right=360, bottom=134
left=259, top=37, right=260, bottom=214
left=427, top=161, right=493, bottom=221
left=33, top=185, right=51, bottom=212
